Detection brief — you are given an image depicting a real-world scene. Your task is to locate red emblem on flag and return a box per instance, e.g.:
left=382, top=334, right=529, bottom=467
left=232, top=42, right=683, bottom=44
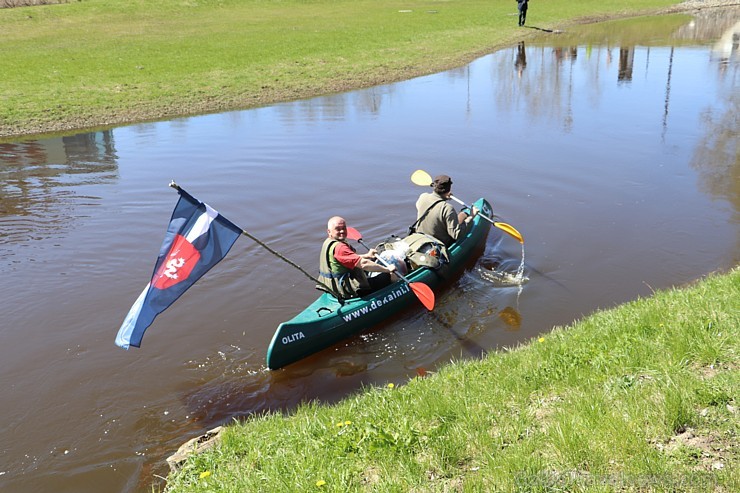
left=151, top=234, right=201, bottom=289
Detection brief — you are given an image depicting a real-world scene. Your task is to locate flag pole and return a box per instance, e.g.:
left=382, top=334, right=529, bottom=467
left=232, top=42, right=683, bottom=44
left=168, top=181, right=344, bottom=303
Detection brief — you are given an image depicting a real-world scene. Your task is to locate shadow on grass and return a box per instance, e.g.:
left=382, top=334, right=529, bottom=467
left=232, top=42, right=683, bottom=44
left=524, top=25, right=558, bottom=33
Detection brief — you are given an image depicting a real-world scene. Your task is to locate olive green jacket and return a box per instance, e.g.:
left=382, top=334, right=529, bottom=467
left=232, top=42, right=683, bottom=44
left=318, top=238, right=370, bottom=299
left=414, top=192, right=469, bottom=247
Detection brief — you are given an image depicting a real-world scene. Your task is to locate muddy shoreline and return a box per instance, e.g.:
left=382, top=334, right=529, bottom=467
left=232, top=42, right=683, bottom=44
left=3, top=1, right=737, bottom=141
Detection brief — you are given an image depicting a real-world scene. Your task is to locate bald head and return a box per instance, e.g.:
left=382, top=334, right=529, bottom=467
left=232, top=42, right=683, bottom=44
left=327, top=216, right=347, bottom=240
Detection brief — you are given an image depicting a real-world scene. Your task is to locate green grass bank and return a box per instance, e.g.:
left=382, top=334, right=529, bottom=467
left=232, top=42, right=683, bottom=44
left=164, top=268, right=738, bottom=491
left=1, top=0, right=690, bottom=141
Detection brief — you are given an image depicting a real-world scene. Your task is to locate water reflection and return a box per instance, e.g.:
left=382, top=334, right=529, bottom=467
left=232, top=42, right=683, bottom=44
left=494, top=10, right=739, bottom=147
left=0, top=131, right=118, bottom=260
left=690, top=84, right=740, bottom=225
left=690, top=15, right=739, bottom=225
left=617, top=47, right=634, bottom=82
left=275, top=84, right=393, bottom=124
left=515, top=41, right=527, bottom=78
left=498, top=306, right=522, bottom=330
left=711, top=20, right=740, bottom=65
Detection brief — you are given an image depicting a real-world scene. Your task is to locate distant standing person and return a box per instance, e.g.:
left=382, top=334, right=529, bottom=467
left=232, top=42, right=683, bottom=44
left=517, top=0, right=529, bottom=27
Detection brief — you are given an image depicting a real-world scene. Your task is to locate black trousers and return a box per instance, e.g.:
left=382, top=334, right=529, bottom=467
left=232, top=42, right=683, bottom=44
left=518, top=4, right=528, bottom=26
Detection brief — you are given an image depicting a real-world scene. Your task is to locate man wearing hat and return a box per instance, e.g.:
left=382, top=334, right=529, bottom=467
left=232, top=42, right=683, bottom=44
left=412, top=175, right=478, bottom=247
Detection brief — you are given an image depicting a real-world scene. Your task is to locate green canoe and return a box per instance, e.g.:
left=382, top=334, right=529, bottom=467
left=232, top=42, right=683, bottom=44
left=266, top=198, right=493, bottom=370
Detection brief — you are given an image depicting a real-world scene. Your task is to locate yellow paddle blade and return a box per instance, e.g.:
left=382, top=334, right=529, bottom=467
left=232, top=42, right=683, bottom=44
left=411, top=169, right=433, bottom=187
left=494, top=222, right=524, bottom=244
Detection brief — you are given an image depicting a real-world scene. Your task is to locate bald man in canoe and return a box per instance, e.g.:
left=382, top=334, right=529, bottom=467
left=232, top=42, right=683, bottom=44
left=319, top=216, right=397, bottom=299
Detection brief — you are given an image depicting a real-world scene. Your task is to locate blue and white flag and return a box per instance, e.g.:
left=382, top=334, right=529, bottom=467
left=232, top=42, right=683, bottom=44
left=115, top=188, right=242, bottom=349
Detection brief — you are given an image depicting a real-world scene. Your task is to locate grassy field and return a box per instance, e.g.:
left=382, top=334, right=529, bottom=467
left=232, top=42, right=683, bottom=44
left=0, top=0, right=683, bottom=140
left=163, top=268, right=738, bottom=492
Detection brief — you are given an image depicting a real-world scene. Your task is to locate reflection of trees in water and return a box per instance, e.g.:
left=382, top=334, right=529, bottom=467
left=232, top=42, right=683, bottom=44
left=661, top=47, right=674, bottom=142
left=554, top=46, right=578, bottom=133
left=490, top=8, right=739, bottom=134
left=493, top=43, right=581, bottom=133
left=711, top=19, right=739, bottom=71
left=618, top=47, right=635, bottom=82
left=488, top=30, right=738, bottom=239
left=0, top=131, right=118, bottom=251
left=674, top=7, right=740, bottom=43
left=690, top=81, right=739, bottom=224
left=686, top=13, right=739, bottom=225
left=274, top=85, right=391, bottom=123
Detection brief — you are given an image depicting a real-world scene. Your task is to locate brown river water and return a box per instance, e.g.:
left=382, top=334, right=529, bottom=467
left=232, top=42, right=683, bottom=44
left=1, top=9, right=738, bottom=493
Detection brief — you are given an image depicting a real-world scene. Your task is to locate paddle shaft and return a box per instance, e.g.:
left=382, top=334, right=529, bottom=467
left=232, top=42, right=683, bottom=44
left=450, top=195, right=493, bottom=224
left=169, top=182, right=344, bottom=301
left=239, top=228, right=345, bottom=299
left=451, top=196, right=523, bottom=243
